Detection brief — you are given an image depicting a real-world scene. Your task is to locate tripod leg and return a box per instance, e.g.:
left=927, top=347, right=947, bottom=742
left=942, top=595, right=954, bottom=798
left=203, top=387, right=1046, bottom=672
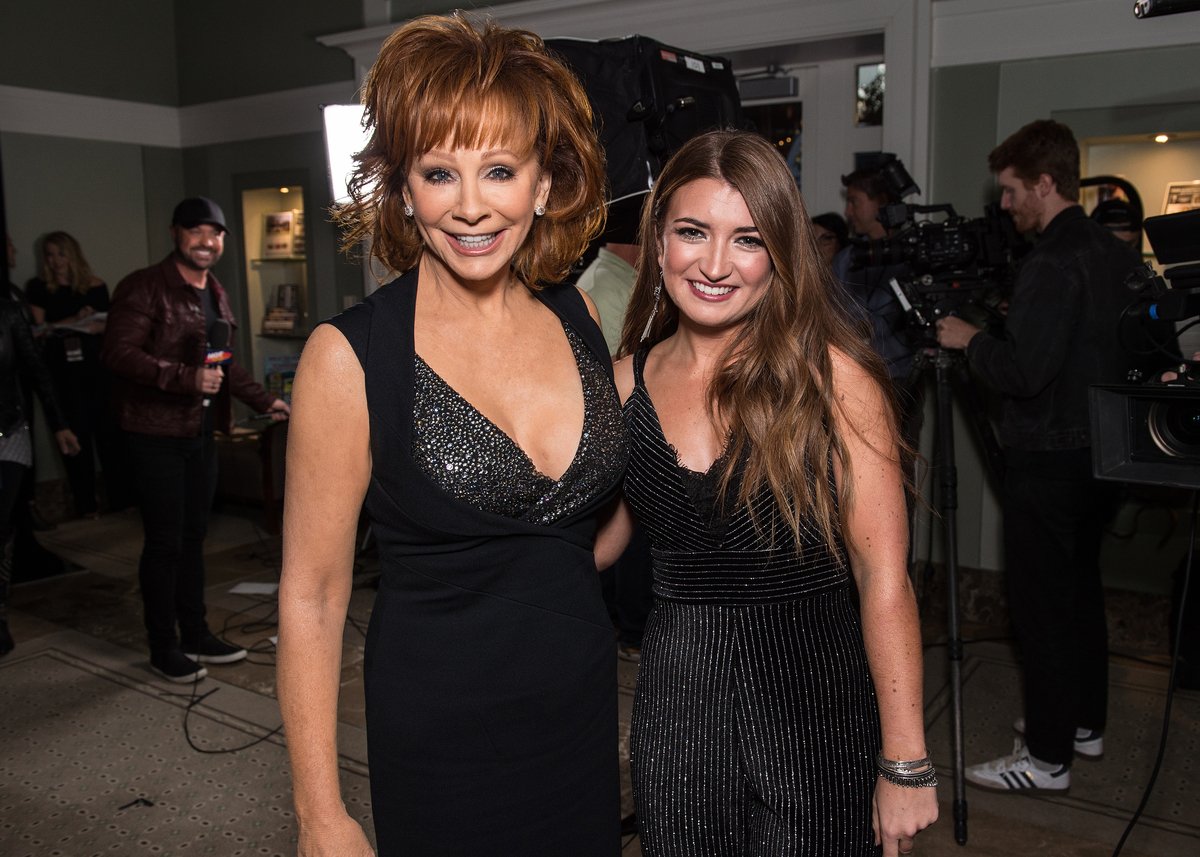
left=935, top=358, right=969, bottom=845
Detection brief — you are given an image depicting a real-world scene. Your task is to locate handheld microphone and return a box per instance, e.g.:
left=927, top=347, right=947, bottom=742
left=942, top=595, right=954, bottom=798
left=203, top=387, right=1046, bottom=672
left=203, top=319, right=232, bottom=408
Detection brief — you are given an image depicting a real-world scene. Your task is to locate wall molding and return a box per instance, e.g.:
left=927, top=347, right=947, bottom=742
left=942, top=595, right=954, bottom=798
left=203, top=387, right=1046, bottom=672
left=0, top=80, right=356, bottom=149
left=932, top=0, right=1200, bottom=68
left=0, top=84, right=181, bottom=147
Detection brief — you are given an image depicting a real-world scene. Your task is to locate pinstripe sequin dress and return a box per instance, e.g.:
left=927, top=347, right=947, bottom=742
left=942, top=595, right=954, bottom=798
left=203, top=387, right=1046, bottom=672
left=625, top=348, right=881, bottom=856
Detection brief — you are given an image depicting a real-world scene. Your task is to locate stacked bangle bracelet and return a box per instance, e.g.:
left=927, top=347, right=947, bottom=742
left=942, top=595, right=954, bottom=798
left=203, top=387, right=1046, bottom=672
left=876, top=753, right=938, bottom=788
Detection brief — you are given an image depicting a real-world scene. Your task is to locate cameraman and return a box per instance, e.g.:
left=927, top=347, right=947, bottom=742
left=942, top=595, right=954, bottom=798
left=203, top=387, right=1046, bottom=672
left=936, top=119, right=1142, bottom=793
left=833, top=167, right=922, bottom=447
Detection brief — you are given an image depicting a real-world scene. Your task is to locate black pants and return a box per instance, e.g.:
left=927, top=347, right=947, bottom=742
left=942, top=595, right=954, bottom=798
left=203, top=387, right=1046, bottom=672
left=126, top=431, right=217, bottom=654
left=49, top=350, right=133, bottom=515
left=1002, top=447, right=1118, bottom=766
left=0, top=460, right=28, bottom=618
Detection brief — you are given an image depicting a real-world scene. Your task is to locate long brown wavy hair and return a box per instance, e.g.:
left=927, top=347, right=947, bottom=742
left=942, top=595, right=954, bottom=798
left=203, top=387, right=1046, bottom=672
left=40, top=231, right=97, bottom=295
left=618, top=130, right=898, bottom=554
left=335, top=13, right=607, bottom=286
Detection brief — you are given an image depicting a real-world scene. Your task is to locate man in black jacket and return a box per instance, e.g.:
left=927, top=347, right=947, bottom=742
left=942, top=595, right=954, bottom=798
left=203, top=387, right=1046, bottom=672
left=936, top=120, right=1140, bottom=793
left=103, top=199, right=288, bottom=683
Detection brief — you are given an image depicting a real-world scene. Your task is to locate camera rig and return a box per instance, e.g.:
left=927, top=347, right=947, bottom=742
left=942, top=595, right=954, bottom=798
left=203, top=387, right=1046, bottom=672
left=1091, top=208, right=1200, bottom=488
left=847, top=157, right=1027, bottom=346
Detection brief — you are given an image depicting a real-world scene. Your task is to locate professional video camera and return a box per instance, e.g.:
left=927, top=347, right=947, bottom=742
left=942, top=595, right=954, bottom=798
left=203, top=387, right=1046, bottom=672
left=1091, top=207, right=1200, bottom=489
left=848, top=156, right=1027, bottom=345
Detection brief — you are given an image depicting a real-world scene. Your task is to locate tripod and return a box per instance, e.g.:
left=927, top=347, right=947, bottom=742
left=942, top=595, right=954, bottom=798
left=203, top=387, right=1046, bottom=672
left=911, top=346, right=1004, bottom=846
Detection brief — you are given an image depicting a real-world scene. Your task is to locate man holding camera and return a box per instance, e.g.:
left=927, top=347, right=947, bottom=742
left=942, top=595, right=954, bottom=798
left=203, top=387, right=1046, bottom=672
left=834, top=166, right=923, bottom=452
left=936, top=119, right=1139, bottom=792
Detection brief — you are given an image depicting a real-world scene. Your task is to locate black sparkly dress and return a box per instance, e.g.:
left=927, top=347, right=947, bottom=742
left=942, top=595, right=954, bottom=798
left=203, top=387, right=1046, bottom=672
left=624, top=348, right=882, bottom=856
left=325, top=270, right=627, bottom=856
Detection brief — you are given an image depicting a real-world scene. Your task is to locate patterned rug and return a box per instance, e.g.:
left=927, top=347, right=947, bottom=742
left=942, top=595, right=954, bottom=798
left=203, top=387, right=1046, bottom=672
left=0, top=634, right=373, bottom=857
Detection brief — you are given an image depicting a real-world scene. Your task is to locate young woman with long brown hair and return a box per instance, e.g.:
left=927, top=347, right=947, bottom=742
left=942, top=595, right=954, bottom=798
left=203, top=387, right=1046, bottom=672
left=596, top=130, right=938, bottom=856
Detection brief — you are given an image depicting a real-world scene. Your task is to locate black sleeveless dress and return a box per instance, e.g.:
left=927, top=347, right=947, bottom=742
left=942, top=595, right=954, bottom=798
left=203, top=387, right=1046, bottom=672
left=325, top=270, right=627, bottom=855
left=623, top=348, right=881, bottom=856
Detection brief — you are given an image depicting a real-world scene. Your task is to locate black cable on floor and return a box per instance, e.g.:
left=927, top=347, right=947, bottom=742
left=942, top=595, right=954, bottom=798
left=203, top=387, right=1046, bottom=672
left=180, top=682, right=284, bottom=755
left=1111, top=489, right=1196, bottom=857
left=218, top=595, right=279, bottom=640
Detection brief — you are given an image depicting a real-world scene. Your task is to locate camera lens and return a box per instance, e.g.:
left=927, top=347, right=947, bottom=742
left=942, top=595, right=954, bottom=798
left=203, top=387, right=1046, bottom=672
left=1148, top=400, right=1200, bottom=458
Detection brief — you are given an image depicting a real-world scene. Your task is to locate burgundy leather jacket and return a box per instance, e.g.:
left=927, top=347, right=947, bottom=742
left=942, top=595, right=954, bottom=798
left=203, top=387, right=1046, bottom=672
left=102, top=256, right=276, bottom=438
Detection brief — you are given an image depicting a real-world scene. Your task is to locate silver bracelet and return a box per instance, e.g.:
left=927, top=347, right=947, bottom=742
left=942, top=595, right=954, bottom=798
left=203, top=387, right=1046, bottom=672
left=877, top=753, right=932, bottom=774
left=877, top=753, right=938, bottom=788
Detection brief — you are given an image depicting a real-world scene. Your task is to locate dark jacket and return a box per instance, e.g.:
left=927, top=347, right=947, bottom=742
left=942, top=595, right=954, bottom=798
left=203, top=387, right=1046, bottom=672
left=832, top=246, right=915, bottom=382
left=102, top=256, right=275, bottom=438
left=966, top=206, right=1142, bottom=451
left=0, top=296, right=67, bottom=436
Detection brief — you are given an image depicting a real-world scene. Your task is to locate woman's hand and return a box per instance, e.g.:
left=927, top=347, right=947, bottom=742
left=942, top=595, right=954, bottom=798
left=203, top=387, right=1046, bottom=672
left=873, top=779, right=939, bottom=857
left=54, top=429, right=81, bottom=456
left=297, top=813, right=375, bottom=857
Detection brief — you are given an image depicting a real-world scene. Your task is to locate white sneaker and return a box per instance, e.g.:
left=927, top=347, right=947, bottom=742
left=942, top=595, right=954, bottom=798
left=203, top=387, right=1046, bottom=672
left=1013, top=717, right=1104, bottom=759
left=965, top=740, right=1071, bottom=792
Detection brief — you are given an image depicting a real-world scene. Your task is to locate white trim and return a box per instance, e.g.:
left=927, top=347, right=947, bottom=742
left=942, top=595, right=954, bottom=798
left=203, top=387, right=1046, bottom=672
left=0, top=84, right=181, bottom=147
left=0, top=81, right=357, bottom=149
left=179, top=81, right=357, bottom=147
left=932, top=0, right=1200, bottom=68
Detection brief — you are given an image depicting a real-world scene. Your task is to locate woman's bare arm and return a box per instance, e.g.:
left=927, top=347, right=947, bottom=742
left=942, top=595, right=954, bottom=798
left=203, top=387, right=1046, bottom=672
left=277, top=324, right=374, bottom=856
left=830, top=349, right=937, bottom=857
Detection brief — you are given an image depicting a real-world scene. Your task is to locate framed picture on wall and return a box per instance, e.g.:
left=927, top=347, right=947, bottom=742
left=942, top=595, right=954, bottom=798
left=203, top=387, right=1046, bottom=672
left=855, top=63, right=884, bottom=127
left=1161, top=180, right=1200, bottom=215
left=263, top=210, right=297, bottom=258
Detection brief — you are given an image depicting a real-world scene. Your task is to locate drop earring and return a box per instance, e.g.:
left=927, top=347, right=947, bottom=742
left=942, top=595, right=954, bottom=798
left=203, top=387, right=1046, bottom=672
left=640, top=274, right=664, bottom=342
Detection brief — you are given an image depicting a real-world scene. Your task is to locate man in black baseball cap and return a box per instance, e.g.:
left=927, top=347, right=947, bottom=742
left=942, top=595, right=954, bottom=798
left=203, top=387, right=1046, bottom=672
left=171, top=197, right=228, bottom=233
left=103, top=196, right=288, bottom=683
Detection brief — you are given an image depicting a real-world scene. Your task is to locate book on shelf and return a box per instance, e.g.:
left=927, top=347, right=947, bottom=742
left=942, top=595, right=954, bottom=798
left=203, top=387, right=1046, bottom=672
left=262, top=306, right=299, bottom=333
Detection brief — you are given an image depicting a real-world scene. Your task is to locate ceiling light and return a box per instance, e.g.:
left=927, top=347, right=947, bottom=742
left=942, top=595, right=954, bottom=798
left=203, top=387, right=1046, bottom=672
left=1154, top=134, right=1170, bottom=143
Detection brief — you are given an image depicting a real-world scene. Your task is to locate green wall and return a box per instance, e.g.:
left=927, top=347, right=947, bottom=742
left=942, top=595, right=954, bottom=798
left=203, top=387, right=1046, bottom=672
left=0, top=1, right=178, bottom=104
left=929, top=64, right=1000, bottom=217
left=2, top=133, right=152, bottom=290
left=389, top=1, right=525, bottom=22
left=1, top=0, right=360, bottom=107
left=173, top=1, right=360, bottom=105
